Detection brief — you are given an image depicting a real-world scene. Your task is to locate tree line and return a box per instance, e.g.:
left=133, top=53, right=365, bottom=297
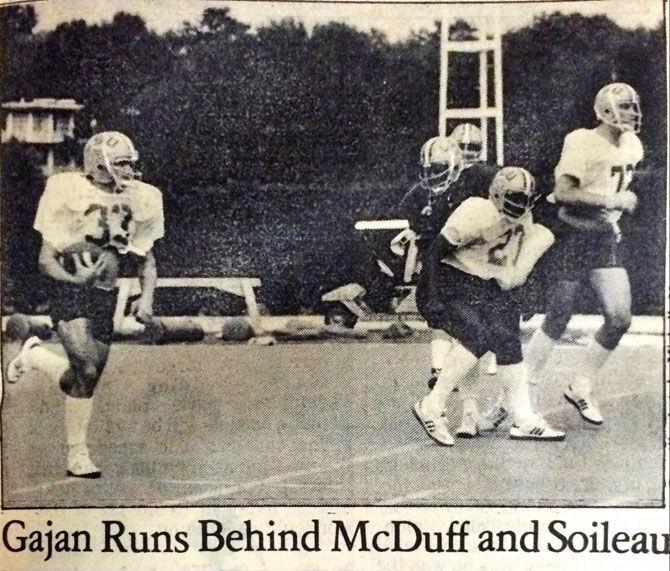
left=2, top=6, right=664, bottom=189
left=1, top=5, right=665, bottom=314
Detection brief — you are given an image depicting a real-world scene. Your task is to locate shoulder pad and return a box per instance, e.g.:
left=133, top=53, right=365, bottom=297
left=44, top=172, right=94, bottom=212
left=128, top=182, right=163, bottom=221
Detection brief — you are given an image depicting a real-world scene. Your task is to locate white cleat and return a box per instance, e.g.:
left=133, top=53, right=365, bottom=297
left=67, top=445, right=102, bottom=479
left=479, top=406, right=509, bottom=432
left=6, top=336, right=41, bottom=385
left=509, top=415, right=565, bottom=441
left=321, top=283, right=366, bottom=302
left=413, top=400, right=454, bottom=446
left=455, top=411, right=482, bottom=438
left=564, top=384, right=604, bottom=425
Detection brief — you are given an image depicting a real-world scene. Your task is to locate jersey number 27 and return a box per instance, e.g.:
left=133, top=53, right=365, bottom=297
left=488, top=227, right=525, bottom=267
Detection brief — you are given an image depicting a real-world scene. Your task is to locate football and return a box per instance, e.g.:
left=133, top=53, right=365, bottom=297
left=219, top=317, right=255, bottom=342
left=60, top=241, right=120, bottom=288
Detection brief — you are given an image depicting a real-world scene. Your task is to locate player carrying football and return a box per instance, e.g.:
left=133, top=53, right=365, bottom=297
left=523, top=83, right=643, bottom=425
left=6, top=131, right=164, bottom=477
left=414, top=167, right=565, bottom=445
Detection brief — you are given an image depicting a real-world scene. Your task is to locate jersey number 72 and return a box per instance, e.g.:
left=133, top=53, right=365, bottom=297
left=611, top=164, right=634, bottom=193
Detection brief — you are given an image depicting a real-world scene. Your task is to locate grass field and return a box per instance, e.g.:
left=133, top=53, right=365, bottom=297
left=0, top=330, right=665, bottom=508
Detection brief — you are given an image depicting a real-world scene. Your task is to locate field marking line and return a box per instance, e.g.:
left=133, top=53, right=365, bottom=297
left=539, top=386, right=659, bottom=418
left=377, top=488, right=447, bottom=505
left=12, top=478, right=78, bottom=495
left=164, top=384, right=662, bottom=506
left=136, top=477, right=239, bottom=486
left=375, top=386, right=660, bottom=506
left=160, top=441, right=428, bottom=506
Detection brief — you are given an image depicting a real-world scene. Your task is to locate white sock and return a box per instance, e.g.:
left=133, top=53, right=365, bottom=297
left=524, top=327, right=557, bottom=379
left=484, top=352, right=498, bottom=374
left=581, top=338, right=611, bottom=380
left=498, top=363, right=534, bottom=425
left=28, top=345, right=69, bottom=384
left=571, top=339, right=612, bottom=395
left=430, top=337, right=451, bottom=371
left=469, top=354, right=503, bottom=412
left=459, top=356, right=496, bottom=415
left=65, top=396, right=94, bottom=449
left=423, top=344, right=478, bottom=415
left=460, top=395, right=480, bottom=417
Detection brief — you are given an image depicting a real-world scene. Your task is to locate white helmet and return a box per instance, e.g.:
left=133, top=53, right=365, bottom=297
left=419, top=136, right=464, bottom=195
left=450, top=123, right=483, bottom=166
left=594, top=83, right=641, bottom=133
left=489, top=166, right=537, bottom=219
left=83, top=131, right=140, bottom=191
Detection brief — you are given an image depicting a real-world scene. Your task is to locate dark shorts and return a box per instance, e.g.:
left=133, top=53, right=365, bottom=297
left=48, top=279, right=116, bottom=343
left=549, top=222, right=625, bottom=281
left=416, top=262, right=523, bottom=365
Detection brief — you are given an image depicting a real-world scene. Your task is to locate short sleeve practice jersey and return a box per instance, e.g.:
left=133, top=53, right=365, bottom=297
left=34, top=172, right=164, bottom=256
left=439, top=197, right=534, bottom=281
left=553, top=128, right=643, bottom=229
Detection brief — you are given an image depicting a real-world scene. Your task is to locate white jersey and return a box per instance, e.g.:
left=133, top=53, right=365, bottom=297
left=34, top=172, right=164, bottom=256
left=554, top=128, right=643, bottom=230
left=439, top=197, right=534, bottom=281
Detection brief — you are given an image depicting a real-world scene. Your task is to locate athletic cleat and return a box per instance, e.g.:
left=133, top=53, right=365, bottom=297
left=564, top=385, right=603, bottom=425
left=479, top=406, right=509, bottom=432
left=67, top=445, right=102, bottom=479
left=6, top=336, right=41, bottom=384
left=509, top=415, right=565, bottom=441
left=413, top=400, right=454, bottom=446
left=455, top=411, right=481, bottom=438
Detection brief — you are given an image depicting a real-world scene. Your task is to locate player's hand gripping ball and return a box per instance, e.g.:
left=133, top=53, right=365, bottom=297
left=61, top=241, right=120, bottom=288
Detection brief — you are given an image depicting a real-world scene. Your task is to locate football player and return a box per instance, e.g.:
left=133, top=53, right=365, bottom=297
left=399, top=128, right=501, bottom=434
left=523, top=83, right=643, bottom=425
left=450, top=122, right=484, bottom=168
left=413, top=167, right=565, bottom=445
left=6, top=131, right=164, bottom=477
left=328, top=136, right=470, bottom=318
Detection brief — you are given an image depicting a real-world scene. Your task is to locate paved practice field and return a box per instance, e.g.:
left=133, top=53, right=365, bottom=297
left=1, top=334, right=665, bottom=508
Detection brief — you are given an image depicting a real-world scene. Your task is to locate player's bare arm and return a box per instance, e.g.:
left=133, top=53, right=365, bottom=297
left=554, top=173, right=637, bottom=212
left=134, top=250, right=158, bottom=322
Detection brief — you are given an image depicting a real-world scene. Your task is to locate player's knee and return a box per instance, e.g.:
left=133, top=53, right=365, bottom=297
left=604, top=306, right=632, bottom=333
left=59, top=369, right=77, bottom=395
left=68, top=361, right=102, bottom=398
left=542, top=312, right=571, bottom=340
left=492, top=343, right=523, bottom=366
left=59, top=371, right=98, bottom=398
left=597, top=308, right=631, bottom=350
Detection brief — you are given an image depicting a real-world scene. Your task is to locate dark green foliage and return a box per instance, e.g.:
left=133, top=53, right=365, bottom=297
left=0, top=142, right=47, bottom=311
left=1, top=8, right=665, bottom=314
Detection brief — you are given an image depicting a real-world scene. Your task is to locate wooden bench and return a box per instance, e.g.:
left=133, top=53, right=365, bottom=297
left=113, top=277, right=262, bottom=332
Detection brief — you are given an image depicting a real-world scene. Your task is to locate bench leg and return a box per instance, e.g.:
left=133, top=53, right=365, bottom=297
left=113, top=280, right=131, bottom=333
left=241, top=281, right=261, bottom=332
